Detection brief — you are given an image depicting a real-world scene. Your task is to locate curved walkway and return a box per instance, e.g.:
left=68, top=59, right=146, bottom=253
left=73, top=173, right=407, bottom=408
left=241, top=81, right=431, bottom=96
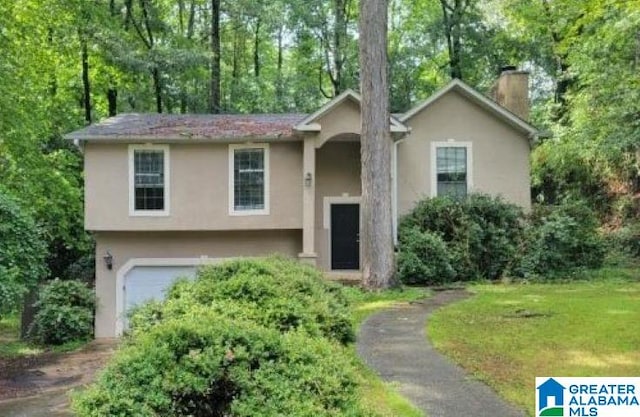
left=357, top=289, right=525, bottom=417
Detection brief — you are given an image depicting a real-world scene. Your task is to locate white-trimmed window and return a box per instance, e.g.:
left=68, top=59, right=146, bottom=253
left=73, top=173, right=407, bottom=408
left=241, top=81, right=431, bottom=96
left=129, top=145, right=170, bottom=216
left=431, top=142, right=472, bottom=199
left=229, top=144, right=269, bottom=215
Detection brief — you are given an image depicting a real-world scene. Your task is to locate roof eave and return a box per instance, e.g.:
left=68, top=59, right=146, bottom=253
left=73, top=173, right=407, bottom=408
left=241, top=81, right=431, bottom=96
left=399, top=78, right=538, bottom=136
left=66, top=134, right=301, bottom=143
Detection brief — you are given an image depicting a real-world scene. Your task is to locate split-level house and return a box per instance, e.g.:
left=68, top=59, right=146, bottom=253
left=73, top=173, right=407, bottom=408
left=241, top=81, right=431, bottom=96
left=66, top=69, right=538, bottom=337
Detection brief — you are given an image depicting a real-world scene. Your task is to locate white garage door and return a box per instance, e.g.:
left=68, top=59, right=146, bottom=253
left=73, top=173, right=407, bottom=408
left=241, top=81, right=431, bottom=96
left=124, top=265, right=197, bottom=314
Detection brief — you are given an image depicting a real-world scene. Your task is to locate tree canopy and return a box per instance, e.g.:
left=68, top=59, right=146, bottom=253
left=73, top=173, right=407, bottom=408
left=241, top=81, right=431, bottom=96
left=0, top=0, right=638, bottom=293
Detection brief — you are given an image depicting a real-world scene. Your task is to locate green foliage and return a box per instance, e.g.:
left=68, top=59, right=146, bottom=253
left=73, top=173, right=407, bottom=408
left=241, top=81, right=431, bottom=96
left=516, top=200, right=606, bottom=277
left=398, top=194, right=524, bottom=283
left=62, top=253, right=96, bottom=283
left=397, top=228, right=455, bottom=285
left=73, top=258, right=370, bottom=417
left=74, top=318, right=366, bottom=417
left=465, top=194, right=526, bottom=279
left=531, top=138, right=611, bottom=213
left=130, top=257, right=354, bottom=344
left=0, top=189, right=48, bottom=316
left=609, top=223, right=640, bottom=259
left=29, top=278, right=95, bottom=345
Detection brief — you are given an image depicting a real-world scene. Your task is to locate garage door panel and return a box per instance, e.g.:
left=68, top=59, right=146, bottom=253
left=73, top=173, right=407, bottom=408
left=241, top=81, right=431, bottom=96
left=124, top=266, right=196, bottom=313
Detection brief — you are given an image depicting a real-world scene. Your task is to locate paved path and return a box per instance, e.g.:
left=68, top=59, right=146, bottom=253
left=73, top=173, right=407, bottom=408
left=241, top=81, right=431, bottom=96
left=357, top=289, right=526, bottom=417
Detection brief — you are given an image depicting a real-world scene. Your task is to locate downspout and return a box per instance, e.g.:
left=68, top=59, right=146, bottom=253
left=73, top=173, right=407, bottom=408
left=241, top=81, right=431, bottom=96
left=392, top=135, right=408, bottom=246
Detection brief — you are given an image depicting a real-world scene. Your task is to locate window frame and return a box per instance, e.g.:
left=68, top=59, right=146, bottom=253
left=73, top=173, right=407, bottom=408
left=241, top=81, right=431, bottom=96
left=128, top=144, right=170, bottom=217
left=228, top=143, right=270, bottom=216
left=430, top=141, right=473, bottom=198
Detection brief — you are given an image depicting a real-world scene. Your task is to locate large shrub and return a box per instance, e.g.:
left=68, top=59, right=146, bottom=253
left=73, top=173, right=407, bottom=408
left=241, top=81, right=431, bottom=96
left=29, top=278, right=96, bottom=344
left=397, top=227, right=455, bottom=284
left=130, top=257, right=355, bottom=344
left=516, top=200, right=606, bottom=277
left=74, top=317, right=366, bottom=417
left=73, top=257, right=370, bottom=417
left=0, top=189, right=48, bottom=316
left=398, top=194, right=525, bottom=283
left=464, top=194, right=525, bottom=279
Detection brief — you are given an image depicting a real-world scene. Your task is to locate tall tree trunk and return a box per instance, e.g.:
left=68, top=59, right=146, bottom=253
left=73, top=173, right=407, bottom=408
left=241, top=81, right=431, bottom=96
left=359, top=0, right=395, bottom=289
left=440, top=0, right=464, bottom=80
left=332, top=0, right=347, bottom=95
left=107, top=0, right=118, bottom=117
left=48, top=28, right=57, bottom=97
left=81, top=35, right=92, bottom=123
left=107, top=88, right=118, bottom=116
left=20, top=288, right=38, bottom=339
left=180, top=0, right=196, bottom=113
left=210, top=0, right=221, bottom=113
left=253, top=18, right=261, bottom=77
left=152, top=67, right=162, bottom=113
left=230, top=26, right=241, bottom=107
left=276, top=25, right=284, bottom=103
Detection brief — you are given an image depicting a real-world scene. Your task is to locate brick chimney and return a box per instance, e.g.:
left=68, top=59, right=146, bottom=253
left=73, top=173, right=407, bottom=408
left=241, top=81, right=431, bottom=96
left=491, top=66, right=530, bottom=121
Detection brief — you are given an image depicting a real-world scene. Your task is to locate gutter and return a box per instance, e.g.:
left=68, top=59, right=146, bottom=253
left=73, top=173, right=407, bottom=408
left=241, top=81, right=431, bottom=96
left=64, top=134, right=301, bottom=144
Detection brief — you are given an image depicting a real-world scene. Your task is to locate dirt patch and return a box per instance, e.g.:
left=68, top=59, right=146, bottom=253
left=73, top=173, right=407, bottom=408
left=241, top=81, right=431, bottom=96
left=0, top=339, right=117, bottom=411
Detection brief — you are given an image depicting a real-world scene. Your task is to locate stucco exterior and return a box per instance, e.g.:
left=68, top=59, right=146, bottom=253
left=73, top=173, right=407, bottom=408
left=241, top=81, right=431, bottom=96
left=397, top=89, right=531, bottom=215
left=314, top=142, right=362, bottom=270
left=94, top=230, right=301, bottom=337
left=68, top=77, right=537, bottom=338
left=84, top=141, right=303, bottom=231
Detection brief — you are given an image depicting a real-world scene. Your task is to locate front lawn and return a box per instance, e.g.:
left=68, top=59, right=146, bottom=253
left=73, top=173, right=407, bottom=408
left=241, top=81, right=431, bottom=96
left=428, top=271, right=640, bottom=416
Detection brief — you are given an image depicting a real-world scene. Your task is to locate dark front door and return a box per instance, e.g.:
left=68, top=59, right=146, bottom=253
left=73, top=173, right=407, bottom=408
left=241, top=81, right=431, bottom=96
left=331, top=203, right=360, bottom=270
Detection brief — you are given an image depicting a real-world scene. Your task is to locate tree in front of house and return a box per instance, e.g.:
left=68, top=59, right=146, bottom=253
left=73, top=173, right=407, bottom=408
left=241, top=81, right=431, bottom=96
left=359, top=0, right=395, bottom=289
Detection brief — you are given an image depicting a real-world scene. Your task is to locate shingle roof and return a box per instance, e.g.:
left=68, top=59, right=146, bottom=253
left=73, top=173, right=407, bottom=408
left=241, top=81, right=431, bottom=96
left=66, top=113, right=308, bottom=141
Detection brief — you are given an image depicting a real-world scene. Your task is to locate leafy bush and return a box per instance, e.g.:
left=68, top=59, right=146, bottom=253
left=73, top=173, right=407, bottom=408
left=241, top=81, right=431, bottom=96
left=609, top=223, right=640, bottom=258
left=516, top=200, right=607, bottom=277
left=63, top=253, right=96, bottom=284
left=397, top=227, right=455, bottom=284
left=465, top=194, right=525, bottom=279
left=0, top=189, right=48, bottom=316
left=398, top=194, right=525, bottom=283
left=130, top=257, right=355, bottom=344
left=75, top=258, right=373, bottom=416
left=29, top=278, right=95, bottom=344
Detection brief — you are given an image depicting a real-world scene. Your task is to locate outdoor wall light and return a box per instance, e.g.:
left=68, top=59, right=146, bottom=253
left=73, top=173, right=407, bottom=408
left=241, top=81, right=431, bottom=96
left=304, top=172, right=313, bottom=187
left=104, top=251, right=113, bottom=270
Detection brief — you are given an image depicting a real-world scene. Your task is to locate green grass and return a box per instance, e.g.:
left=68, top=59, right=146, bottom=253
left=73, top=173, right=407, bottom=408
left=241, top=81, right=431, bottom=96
left=0, top=313, right=89, bottom=359
left=0, top=313, right=44, bottom=358
left=428, top=270, right=640, bottom=416
left=343, top=285, right=431, bottom=325
left=345, top=285, right=430, bottom=417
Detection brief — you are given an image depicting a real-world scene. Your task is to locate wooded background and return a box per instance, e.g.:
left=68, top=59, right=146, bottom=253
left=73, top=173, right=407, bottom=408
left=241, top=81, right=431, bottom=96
left=0, top=0, right=639, bottom=282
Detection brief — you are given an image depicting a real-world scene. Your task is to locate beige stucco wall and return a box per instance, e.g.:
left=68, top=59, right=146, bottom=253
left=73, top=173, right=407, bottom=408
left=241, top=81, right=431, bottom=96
left=84, top=141, right=303, bottom=231
left=94, top=230, right=302, bottom=337
left=314, top=99, right=361, bottom=146
left=314, top=142, right=362, bottom=270
left=397, top=90, right=531, bottom=216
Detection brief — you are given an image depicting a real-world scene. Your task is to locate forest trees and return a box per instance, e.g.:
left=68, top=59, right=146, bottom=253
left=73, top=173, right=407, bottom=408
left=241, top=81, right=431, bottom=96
left=0, top=0, right=638, bottom=297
